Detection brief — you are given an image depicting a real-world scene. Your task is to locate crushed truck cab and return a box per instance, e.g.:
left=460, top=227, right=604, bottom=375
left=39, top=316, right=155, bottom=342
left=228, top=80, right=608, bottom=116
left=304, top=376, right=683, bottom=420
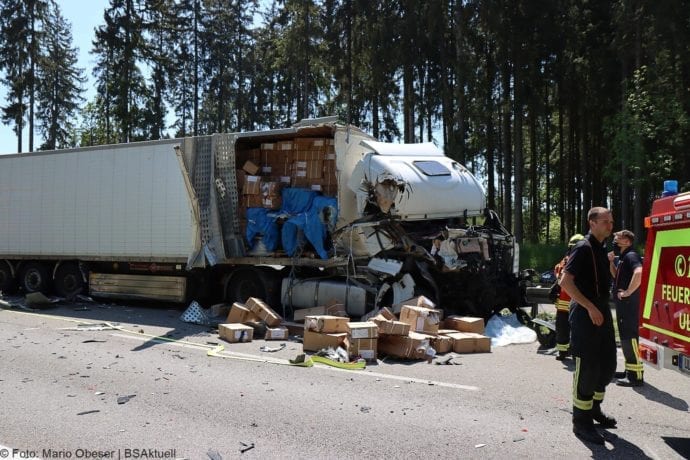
left=638, top=189, right=690, bottom=376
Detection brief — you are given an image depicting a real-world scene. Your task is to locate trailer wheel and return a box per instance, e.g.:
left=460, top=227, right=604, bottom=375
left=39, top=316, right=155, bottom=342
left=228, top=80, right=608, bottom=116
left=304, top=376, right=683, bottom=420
left=225, top=269, right=270, bottom=304
left=54, top=263, right=85, bottom=299
left=0, top=260, right=16, bottom=294
left=20, top=262, right=51, bottom=294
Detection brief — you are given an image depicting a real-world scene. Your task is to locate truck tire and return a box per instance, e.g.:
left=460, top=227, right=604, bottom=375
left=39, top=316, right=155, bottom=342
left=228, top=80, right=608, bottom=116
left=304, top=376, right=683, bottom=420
left=0, top=260, right=16, bottom=294
left=20, top=262, right=51, bottom=294
left=54, top=263, right=85, bottom=299
left=226, top=269, right=267, bottom=304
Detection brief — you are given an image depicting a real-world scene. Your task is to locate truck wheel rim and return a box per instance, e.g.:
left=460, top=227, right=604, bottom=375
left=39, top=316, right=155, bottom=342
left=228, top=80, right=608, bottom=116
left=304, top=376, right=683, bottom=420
left=25, top=270, right=43, bottom=291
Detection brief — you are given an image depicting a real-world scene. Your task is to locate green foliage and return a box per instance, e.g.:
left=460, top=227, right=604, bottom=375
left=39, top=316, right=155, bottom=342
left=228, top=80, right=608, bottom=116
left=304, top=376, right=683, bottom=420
left=519, top=242, right=568, bottom=272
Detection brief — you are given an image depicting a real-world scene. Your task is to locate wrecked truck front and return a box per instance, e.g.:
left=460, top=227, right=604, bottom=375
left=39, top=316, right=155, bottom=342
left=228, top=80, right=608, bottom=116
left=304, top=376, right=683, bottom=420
left=339, top=138, right=521, bottom=318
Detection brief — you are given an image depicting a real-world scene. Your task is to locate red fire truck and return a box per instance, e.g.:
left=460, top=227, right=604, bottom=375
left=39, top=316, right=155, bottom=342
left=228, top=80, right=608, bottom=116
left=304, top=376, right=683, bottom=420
left=638, top=181, right=690, bottom=376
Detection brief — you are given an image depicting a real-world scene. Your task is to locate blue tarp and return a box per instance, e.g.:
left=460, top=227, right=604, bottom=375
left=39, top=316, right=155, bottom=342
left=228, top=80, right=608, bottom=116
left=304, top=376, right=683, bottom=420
left=282, top=194, right=338, bottom=259
left=245, top=188, right=337, bottom=259
left=245, top=207, right=280, bottom=251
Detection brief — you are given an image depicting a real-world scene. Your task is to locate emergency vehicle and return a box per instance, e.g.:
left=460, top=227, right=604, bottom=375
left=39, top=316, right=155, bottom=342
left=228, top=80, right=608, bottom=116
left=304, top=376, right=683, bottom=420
left=638, top=180, right=690, bottom=376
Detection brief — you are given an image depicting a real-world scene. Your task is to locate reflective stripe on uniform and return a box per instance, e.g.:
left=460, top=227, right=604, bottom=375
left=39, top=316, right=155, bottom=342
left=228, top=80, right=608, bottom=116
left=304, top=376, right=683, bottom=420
left=593, top=391, right=605, bottom=402
left=556, top=342, right=569, bottom=352
left=555, top=298, right=570, bottom=312
left=572, top=357, right=594, bottom=410
left=625, top=338, right=644, bottom=379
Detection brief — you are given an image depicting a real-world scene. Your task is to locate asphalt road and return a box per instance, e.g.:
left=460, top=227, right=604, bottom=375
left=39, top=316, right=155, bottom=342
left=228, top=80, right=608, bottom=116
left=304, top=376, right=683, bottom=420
left=1, top=298, right=688, bottom=459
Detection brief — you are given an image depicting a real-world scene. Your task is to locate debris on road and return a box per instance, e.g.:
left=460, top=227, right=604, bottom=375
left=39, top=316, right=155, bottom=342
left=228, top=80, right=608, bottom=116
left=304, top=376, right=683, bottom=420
left=25, top=292, right=60, bottom=307
left=180, top=300, right=211, bottom=325
left=77, top=410, right=100, bottom=415
left=259, top=343, right=286, bottom=353
left=239, top=442, right=255, bottom=453
left=117, top=394, right=136, bottom=405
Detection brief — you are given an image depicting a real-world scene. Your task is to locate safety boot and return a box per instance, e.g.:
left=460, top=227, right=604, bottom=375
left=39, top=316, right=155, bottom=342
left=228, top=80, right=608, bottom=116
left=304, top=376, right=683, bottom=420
left=572, top=407, right=605, bottom=445
left=592, top=400, right=617, bottom=428
left=555, top=351, right=568, bottom=361
left=616, top=371, right=643, bottom=387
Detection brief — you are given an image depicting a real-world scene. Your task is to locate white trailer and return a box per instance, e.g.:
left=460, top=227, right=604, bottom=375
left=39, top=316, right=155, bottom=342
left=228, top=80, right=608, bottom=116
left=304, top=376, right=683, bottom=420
left=0, top=119, right=521, bottom=318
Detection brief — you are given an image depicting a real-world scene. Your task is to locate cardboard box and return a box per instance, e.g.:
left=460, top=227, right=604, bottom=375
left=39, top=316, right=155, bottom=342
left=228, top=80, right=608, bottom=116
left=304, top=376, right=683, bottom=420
left=225, top=302, right=258, bottom=323
left=372, top=317, right=410, bottom=336
left=430, top=334, right=453, bottom=354
left=262, top=196, right=282, bottom=210
left=304, top=315, right=349, bottom=333
left=265, top=326, right=289, bottom=340
left=277, top=140, right=294, bottom=151
left=261, top=181, right=283, bottom=197
left=242, top=175, right=262, bottom=195
left=291, top=175, right=312, bottom=188
left=242, top=194, right=263, bottom=208
left=246, top=297, right=282, bottom=327
left=347, top=321, right=379, bottom=339
left=345, top=337, right=377, bottom=361
left=236, top=169, right=247, bottom=190
left=242, top=160, right=260, bottom=175
left=293, top=304, right=347, bottom=322
left=444, top=316, right=485, bottom=334
left=260, top=142, right=275, bottom=152
left=303, top=330, right=347, bottom=352
left=399, top=305, right=441, bottom=334
left=392, top=295, right=436, bottom=314
left=219, top=323, right=254, bottom=343
left=377, top=332, right=435, bottom=360
left=446, top=332, right=492, bottom=353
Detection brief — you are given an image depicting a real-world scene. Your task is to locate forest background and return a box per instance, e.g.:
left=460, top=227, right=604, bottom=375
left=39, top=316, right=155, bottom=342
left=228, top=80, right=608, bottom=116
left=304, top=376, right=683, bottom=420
left=2, top=0, right=688, bottom=271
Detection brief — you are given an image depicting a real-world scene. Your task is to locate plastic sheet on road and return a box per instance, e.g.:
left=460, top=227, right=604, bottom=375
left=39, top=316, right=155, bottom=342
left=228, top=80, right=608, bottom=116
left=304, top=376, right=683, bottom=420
left=485, top=313, right=537, bottom=347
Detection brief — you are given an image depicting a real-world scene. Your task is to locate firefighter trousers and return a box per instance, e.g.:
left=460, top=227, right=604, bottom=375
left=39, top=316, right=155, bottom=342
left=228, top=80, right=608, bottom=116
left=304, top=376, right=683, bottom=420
left=555, top=306, right=570, bottom=353
left=570, top=303, right=617, bottom=411
left=615, top=293, right=644, bottom=380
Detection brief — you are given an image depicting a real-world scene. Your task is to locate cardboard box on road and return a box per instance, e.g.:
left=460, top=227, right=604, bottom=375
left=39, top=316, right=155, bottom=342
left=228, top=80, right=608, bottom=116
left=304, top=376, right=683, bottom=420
left=303, top=330, right=347, bottom=352
left=265, top=326, right=289, bottom=340
left=347, top=321, right=379, bottom=339
left=444, top=316, right=485, bottom=334
left=304, top=315, right=349, bottom=333
left=377, top=332, right=435, bottom=360
left=219, top=323, right=254, bottom=343
left=446, top=332, right=491, bottom=353
left=226, top=302, right=259, bottom=324
left=293, top=304, right=347, bottom=322
left=399, top=305, right=441, bottom=334
left=345, top=337, right=377, bottom=361
left=246, top=297, right=282, bottom=327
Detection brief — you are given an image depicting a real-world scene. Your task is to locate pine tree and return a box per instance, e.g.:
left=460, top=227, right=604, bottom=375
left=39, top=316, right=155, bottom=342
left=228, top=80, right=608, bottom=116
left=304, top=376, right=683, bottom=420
left=0, top=0, right=30, bottom=152
left=36, top=4, right=85, bottom=150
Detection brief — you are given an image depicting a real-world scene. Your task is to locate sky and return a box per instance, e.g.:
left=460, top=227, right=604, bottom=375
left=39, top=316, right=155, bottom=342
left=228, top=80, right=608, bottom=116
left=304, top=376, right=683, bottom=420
left=0, top=0, right=109, bottom=155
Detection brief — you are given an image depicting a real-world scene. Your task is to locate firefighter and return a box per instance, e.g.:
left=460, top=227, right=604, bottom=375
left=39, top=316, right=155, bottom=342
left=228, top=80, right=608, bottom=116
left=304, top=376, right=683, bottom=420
left=608, top=229, right=644, bottom=387
left=553, top=233, right=585, bottom=361
left=560, top=207, right=617, bottom=445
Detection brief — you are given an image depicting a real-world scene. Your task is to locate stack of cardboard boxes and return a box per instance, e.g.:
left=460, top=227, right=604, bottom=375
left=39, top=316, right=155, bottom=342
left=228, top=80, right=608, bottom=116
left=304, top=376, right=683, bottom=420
left=236, top=137, right=337, bottom=202
left=217, top=294, right=491, bottom=362
left=218, top=297, right=288, bottom=342
left=235, top=137, right=338, bottom=250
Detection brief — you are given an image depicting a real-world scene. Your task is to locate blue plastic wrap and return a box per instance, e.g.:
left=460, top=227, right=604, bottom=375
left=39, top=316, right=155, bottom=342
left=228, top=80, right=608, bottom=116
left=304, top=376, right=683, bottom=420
left=245, top=207, right=280, bottom=251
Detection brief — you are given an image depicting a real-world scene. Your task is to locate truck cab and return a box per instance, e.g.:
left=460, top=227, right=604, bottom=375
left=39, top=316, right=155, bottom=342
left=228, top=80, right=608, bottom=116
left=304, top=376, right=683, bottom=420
left=638, top=183, right=690, bottom=376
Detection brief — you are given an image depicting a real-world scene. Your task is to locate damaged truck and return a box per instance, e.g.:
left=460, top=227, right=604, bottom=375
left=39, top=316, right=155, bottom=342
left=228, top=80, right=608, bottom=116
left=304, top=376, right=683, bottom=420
left=0, top=118, right=522, bottom=319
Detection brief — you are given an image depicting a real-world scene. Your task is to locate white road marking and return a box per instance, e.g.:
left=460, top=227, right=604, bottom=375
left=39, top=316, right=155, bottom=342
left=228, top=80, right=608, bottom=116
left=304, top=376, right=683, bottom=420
left=111, top=332, right=480, bottom=391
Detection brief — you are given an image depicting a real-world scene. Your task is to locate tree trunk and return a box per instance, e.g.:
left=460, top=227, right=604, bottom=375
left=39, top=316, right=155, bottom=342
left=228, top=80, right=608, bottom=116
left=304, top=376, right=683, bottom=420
left=502, top=62, right=512, bottom=231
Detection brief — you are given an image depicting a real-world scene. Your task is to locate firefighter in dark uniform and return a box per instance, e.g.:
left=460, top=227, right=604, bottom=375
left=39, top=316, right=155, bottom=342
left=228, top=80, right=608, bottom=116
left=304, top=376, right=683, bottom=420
left=560, top=207, right=617, bottom=445
left=609, top=229, right=644, bottom=386
left=554, top=233, right=585, bottom=360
